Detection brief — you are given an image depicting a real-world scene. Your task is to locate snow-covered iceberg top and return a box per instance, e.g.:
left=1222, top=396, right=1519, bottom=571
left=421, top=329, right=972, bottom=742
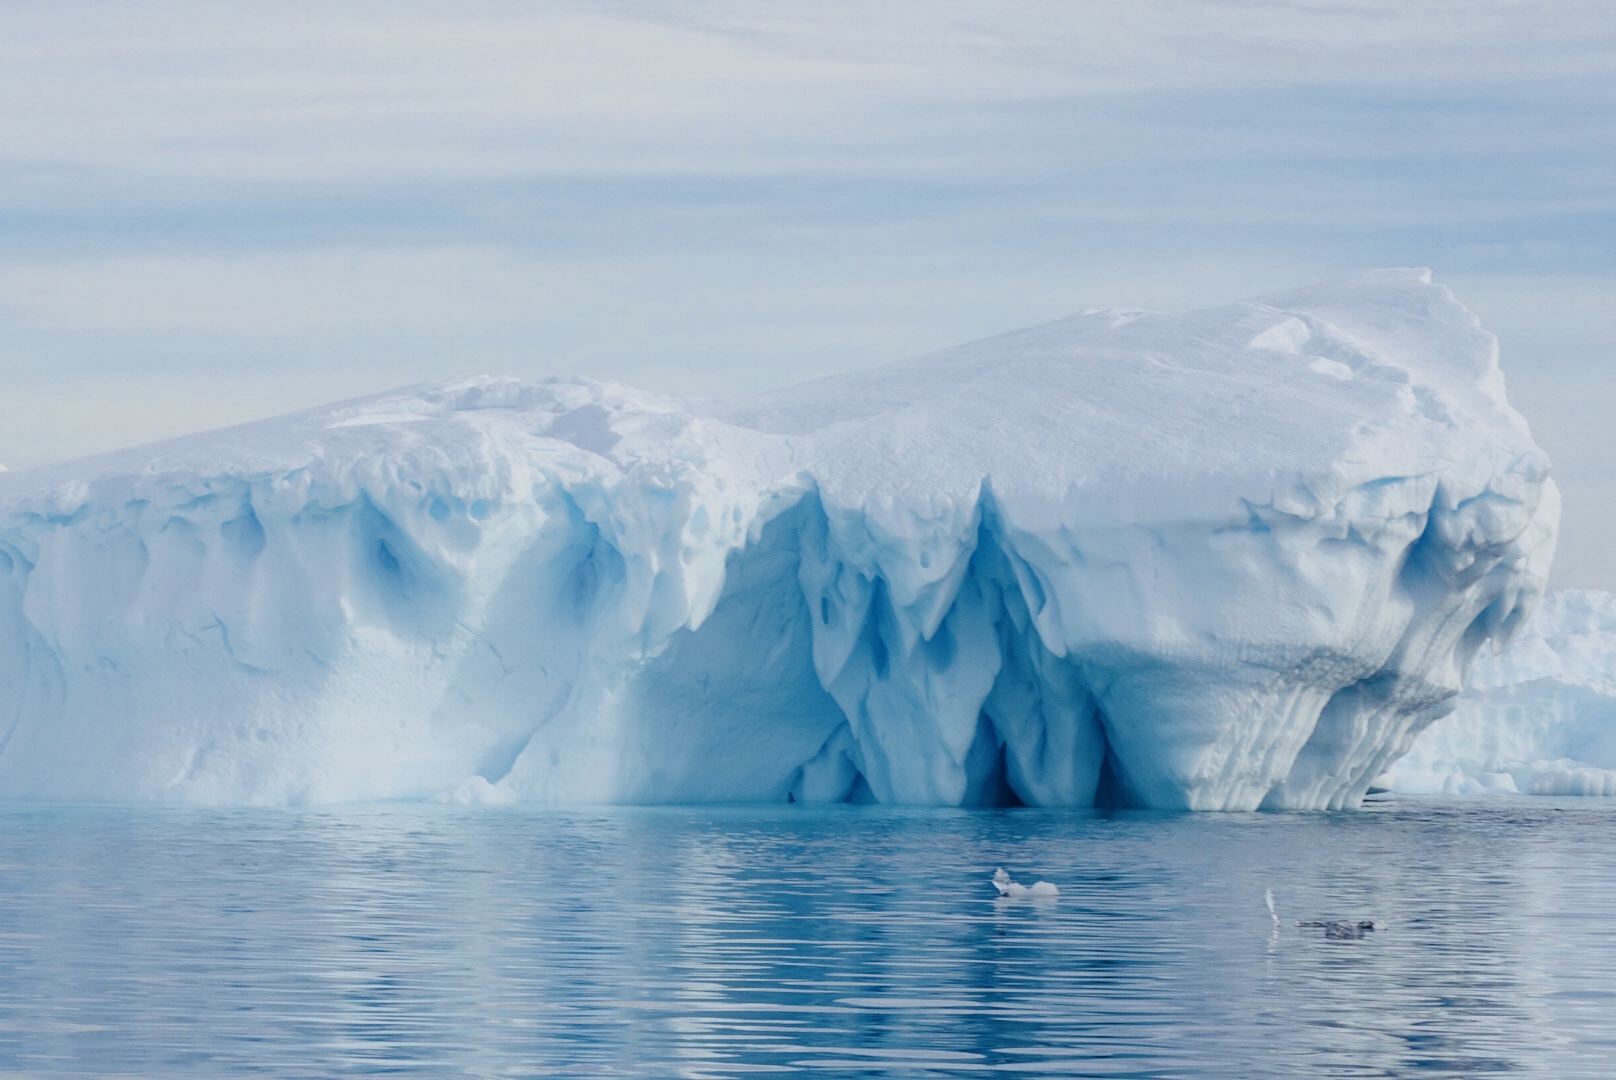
left=1391, top=590, right=1616, bottom=797
left=0, top=270, right=1558, bottom=808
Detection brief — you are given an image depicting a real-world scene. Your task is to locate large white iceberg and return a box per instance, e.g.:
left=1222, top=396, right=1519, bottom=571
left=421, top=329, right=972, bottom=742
left=1391, top=590, right=1616, bottom=796
left=0, top=270, right=1557, bottom=808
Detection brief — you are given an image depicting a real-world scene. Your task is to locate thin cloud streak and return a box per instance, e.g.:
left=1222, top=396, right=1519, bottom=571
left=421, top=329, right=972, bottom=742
left=3, top=2, right=1614, bottom=182
left=0, top=1, right=1612, bottom=585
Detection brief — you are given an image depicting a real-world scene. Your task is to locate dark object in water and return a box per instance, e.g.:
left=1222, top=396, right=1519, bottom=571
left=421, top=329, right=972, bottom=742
left=1365, top=785, right=1391, bottom=796
left=1296, top=919, right=1381, bottom=940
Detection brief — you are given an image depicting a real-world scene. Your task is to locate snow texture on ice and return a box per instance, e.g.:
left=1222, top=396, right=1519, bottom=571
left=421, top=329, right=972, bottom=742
left=1392, top=589, right=1616, bottom=796
left=0, top=269, right=1558, bottom=808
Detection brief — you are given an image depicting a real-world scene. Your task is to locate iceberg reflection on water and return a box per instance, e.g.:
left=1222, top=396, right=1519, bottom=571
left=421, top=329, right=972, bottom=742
left=0, top=800, right=1612, bottom=1077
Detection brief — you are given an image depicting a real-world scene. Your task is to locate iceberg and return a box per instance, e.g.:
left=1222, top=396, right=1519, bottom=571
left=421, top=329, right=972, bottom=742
left=0, top=269, right=1557, bottom=808
left=1390, top=590, right=1616, bottom=796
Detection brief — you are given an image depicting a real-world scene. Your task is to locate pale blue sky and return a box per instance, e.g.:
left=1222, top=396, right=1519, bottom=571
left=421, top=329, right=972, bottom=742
left=2, top=0, right=1614, bottom=585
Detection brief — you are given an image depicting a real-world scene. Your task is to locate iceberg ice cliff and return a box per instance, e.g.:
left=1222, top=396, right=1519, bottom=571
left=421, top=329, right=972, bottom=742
left=0, top=269, right=1558, bottom=808
left=1392, top=590, right=1616, bottom=796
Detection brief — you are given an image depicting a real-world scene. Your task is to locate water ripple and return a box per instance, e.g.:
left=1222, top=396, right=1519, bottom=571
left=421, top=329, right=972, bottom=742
left=0, top=799, right=1613, bottom=1077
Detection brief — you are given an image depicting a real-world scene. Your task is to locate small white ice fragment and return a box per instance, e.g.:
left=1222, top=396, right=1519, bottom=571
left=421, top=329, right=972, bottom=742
left=992, top=868, right=1058, bottom=898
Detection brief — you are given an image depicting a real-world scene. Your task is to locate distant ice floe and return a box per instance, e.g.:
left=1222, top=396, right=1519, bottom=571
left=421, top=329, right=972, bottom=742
left=0, top=270, right=1557, bottom=808
left=1390, top=590, right=1616, bottom=797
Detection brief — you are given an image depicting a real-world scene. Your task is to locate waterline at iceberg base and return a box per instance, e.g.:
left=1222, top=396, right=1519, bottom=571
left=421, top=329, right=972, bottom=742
left=0, top=270, right=1558, bottom=809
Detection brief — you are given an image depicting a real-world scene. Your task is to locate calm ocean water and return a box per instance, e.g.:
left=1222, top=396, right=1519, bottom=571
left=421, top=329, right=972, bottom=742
left=0, top=798, right=1613, bottom=1078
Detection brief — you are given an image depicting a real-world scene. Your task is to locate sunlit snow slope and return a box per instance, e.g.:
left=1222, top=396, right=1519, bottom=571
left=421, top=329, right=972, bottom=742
left=0, top=270, right=1558, bottom=808
left=1392, top=590, right=1616, bottom=796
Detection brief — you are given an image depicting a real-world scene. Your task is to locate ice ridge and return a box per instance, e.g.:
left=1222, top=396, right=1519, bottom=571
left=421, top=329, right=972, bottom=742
left=0, top=270, right=1558, bottom=808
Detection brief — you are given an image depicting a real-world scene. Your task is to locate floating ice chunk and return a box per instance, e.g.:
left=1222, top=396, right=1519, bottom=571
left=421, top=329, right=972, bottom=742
left=0, top=270, right=1556, bottom=808
left=991, top=868, right=1059, bottom=898
left=1528, top=764, right=1616, bottom=797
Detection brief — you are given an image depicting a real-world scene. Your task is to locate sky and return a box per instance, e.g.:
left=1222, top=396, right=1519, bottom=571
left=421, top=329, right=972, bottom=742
left=1, top=0, right=1614, bottom=587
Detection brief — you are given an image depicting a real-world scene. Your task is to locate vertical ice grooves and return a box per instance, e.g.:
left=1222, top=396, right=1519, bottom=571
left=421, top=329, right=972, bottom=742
left=798, top=491, right=1112, bottom=807
left=0, top=271, right=1559, bottom=807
